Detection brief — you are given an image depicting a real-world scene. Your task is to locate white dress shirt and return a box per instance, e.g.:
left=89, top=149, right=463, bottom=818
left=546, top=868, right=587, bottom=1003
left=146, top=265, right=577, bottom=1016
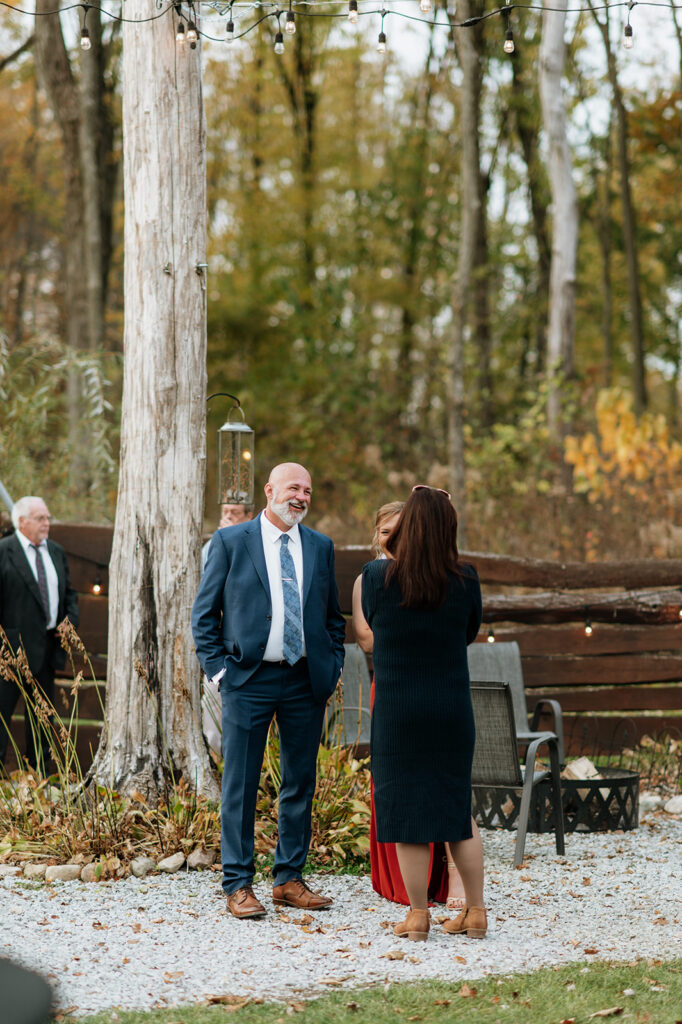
left=260, top=511, right=307, bottom=662
left=16, top=531, right=59, bottom=629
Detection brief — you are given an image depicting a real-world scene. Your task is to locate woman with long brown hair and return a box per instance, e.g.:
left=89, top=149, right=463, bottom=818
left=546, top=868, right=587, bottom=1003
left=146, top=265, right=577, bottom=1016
left=353, top=501, right=467, bottom=910
left=354, top=486, right=486, bottom=941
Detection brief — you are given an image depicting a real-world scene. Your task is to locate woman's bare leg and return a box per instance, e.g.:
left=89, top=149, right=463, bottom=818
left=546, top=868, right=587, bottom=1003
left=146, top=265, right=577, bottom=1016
left=446, top=818, right=484, bottom=907
left=395, top=842, right=431, bottom=909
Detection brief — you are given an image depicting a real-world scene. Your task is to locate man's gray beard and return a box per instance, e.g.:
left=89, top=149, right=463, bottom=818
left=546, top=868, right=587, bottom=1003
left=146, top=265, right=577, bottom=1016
left=270, top=498, right=308, bottom=527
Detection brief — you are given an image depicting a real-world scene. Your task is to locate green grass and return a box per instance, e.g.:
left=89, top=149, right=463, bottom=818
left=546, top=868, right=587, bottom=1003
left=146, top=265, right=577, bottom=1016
left=61, top=959, right=682, bottom=1024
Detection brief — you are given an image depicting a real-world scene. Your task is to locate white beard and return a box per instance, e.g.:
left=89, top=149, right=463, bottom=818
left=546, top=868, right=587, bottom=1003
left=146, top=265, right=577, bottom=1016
left=270, top=497, right=308, bottom=527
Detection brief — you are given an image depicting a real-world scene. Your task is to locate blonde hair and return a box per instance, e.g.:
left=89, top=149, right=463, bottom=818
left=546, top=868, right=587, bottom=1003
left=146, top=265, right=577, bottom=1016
left=372, top=501, right=405, bottom=558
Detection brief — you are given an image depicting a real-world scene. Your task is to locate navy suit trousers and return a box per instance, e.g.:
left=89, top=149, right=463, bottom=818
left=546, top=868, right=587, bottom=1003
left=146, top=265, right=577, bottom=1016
left=219, top=658, right=327, bottom=895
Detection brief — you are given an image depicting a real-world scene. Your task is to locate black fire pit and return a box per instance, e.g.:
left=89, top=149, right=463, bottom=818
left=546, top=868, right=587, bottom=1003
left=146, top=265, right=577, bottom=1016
left=531, top=767, right=639, bottom=834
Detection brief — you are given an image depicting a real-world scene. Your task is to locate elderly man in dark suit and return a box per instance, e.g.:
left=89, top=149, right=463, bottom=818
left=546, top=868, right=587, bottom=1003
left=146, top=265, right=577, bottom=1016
left=0, top=495, right=79, bottom=771
left=192, top=463, right=346, bottom=919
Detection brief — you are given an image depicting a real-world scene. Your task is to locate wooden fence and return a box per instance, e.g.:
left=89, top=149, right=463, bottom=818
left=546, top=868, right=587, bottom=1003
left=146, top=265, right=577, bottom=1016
left=5, top=524, right=682, bottom=770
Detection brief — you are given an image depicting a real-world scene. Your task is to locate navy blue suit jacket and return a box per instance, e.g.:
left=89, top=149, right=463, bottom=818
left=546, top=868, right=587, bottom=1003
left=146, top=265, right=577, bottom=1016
left=191, top=514, right=346, bottom=703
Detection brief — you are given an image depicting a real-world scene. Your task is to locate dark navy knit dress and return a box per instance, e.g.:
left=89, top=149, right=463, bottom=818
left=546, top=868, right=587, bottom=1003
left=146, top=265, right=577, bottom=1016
left=361, top=558, right=482, bottom=844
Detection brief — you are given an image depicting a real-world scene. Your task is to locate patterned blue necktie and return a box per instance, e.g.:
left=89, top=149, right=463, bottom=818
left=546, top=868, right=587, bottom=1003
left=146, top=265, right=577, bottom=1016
left=280, top=534, right=303, bottom=665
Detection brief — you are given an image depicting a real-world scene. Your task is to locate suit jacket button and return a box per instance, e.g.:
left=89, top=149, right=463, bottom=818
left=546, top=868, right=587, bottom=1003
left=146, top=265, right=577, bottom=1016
left=266, top=615, right=271, bottom=621
left=259, top=644, right=265, bottom=650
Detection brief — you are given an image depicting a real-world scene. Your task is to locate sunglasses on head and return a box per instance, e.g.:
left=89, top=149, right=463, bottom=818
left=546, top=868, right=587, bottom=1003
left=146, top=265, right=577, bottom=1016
left=412, top=484, right=451, bottom=500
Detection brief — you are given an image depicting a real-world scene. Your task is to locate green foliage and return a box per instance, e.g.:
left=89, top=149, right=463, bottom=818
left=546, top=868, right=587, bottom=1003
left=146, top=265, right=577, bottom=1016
left=0, top=335, right=119, bottom=522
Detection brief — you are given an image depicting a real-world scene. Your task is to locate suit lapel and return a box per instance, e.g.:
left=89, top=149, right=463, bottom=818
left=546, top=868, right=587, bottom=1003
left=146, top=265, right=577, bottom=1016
left=9, top=535, right=47, bottom=620
left=244, top=517, right=271, bottom=598
left=300, top=526, right=316, bottom=607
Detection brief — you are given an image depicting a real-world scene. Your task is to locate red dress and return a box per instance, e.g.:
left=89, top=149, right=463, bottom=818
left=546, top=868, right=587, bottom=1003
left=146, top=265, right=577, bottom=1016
left=369, top=678, right=449, bottom=905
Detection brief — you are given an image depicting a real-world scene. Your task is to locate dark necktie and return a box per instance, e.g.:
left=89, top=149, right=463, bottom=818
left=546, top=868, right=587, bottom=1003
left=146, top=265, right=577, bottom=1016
left=31, top=544, right=50, bottom=618
left=280, top=534, right=303, bottom=665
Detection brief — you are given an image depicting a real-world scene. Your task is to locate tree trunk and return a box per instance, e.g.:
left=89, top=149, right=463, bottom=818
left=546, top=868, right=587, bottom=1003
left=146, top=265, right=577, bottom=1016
left=510, top=45, right=551, bottom=374
left=539, top=1, right=578, bottom=440
left=447, top=1, right=486, bottom=542
left=91, top=6, right=217, bottom=801
left=588, top=2, right=647, bottom=412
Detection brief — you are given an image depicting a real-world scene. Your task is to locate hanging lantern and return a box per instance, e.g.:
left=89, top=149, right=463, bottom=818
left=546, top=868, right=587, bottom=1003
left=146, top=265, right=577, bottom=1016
left=211, top=394, right=255, bottom=506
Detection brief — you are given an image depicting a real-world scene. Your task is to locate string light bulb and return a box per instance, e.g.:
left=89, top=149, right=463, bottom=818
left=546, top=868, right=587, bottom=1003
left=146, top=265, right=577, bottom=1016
left=504, top=26, right=515, bottom=54
left=584, top=618, right=593, bottom=636
left=92, top=574, right=102, bottom=596
left=419, top=0, right=432, bottom=12
left=226, top=18, right=234, bottom=41
left=274, top=30, right=285, bottom=54
left=80, top=25, right=91, bottom=50
left=348, top=0, right=358, bottom=23
left=623, top=22, right=633, bottom=48
left=176, top=19, right=186, bottom=43
left=286, top=10, right=296, bottom=33
left=186, top=20, right=198, bottom=46
left=487, top=627, right=495, bottom=643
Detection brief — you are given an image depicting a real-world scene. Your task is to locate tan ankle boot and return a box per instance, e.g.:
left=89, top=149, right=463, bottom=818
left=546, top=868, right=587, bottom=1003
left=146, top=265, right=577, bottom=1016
left=442, top=906, right=487, bottom=939
left=393, top=907, right=430, bottom=942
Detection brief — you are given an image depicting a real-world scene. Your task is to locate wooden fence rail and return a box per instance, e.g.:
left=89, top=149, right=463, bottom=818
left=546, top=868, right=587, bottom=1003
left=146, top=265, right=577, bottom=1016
left=5, top=524, right=682, bottom=771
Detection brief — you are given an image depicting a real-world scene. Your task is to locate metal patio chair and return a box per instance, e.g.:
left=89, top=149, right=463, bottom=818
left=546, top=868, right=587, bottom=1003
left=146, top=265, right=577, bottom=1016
left=468, top=640, right=565, bottom=766
left=470, top=679, right=565, bottom=866
left=325, top=642, right=372, bottom=747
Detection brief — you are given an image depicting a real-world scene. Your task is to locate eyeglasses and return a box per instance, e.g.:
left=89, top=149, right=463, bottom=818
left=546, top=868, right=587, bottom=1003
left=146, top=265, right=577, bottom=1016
left=412, top=484, right=451, bottom=500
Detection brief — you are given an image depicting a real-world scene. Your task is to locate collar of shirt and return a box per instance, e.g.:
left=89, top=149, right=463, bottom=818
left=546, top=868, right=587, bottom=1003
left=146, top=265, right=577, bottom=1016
left=16, top=530, right=47, bottom=555
left=260, top=510, right=301, bottom=549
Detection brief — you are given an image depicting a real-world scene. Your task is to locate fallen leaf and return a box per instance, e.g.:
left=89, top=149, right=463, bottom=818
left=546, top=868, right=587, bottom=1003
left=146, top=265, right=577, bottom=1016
left=92, top=921, right=108, bottom=930
left=293, top=913, right=314, bottom=926
left=433, top=999, right=451, bottom=1006
left=379, top=920, right=393, bottom=929
left=287, top=1002, right=305, bottom=1013
left=382, top=950, right=406, bottom=961
left=346, top=1003, right=359, bottom=1013
left=588, top=1009, right=624, bottom=1019
left=458, top=984, right=477, bottom=998
left=131, top=922, right=142, bottom=933
left=407, top=956, right=421, bottom=964
left=318, top=977, right=350, bottom=986
left=206, top=994, right=248, bottom=1005
left=653, top=917, right=668, bottom=926
left=455, top=955, right=467, bottom=964
left=407, top=1017, right=423, bottom=1021
left=584, top=948, right=599, bottom=954
left=559, top=1018, right=576, bottom=1023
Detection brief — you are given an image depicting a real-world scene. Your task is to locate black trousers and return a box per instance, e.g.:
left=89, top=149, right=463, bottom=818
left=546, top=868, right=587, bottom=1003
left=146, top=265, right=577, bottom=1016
left=0, top=636, right=56, bottom=772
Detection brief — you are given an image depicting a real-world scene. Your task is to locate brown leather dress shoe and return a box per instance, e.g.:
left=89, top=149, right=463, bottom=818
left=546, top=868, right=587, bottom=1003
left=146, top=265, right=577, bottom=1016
left=226, top=886, right=267, bottom=919
left=442, top=906, right=487, bottom=938
left=272, top=878, right=333, bottom=910
left=393, top=908, right=430, bottom=941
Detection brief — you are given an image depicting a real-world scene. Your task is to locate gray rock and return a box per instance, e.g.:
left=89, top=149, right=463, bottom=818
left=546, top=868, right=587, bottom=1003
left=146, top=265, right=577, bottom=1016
left=130, top=856, right=157, bottom=878
left=45, top=864, right=82, bottom=883
left=640, top=791, right=663, bottom=812
left=187, top=847, right=217, bottom=870
left=81, top=863, right=100, bottom=883
left=23, top=863, right=48, bottom=879
left=157, top=852, right=185, bottom=874
left=664, top=794, right=682, bottom=815
left=0, top=865, right=23, bottom=878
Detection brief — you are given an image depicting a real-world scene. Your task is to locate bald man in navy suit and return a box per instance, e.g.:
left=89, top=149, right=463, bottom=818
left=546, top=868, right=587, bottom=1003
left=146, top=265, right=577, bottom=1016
left=192, top=463, right=345, bottom=919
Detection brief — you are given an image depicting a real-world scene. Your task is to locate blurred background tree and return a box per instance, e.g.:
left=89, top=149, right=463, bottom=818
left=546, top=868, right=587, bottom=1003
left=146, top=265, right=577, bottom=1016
left=0, top=3, right=680, bottom=559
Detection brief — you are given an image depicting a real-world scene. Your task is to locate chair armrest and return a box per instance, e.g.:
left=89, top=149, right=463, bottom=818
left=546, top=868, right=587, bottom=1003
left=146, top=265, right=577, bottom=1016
left=517, top=730, right=559, bottom=769
left=530, top=699, right=565, bottom=766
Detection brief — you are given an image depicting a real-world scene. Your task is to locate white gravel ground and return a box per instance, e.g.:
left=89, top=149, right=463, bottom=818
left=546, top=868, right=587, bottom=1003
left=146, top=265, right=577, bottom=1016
left=1, top=813, right=680, bottom=1018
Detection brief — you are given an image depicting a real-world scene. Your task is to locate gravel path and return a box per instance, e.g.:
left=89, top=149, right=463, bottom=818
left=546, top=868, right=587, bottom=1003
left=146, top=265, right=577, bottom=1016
left=1, top=813, right=680, bottom=1017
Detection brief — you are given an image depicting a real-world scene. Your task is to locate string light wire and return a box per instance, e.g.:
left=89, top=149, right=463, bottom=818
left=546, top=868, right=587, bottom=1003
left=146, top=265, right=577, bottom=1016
left=1, top=1, right=680, bottom=49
